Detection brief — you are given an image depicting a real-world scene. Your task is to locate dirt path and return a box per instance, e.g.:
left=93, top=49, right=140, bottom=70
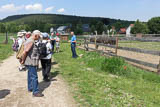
left=0, top=54, right=77, bottom=107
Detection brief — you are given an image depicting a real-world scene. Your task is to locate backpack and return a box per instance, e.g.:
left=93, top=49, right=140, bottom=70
left=16, top=42, right=24, bottom=59
left=12, top=39, right=19, bottom=52
left=38, top=42, right=48, bottom=59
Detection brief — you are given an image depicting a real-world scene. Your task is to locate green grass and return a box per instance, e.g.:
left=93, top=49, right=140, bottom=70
left=119, top=41, right=160, bottom=51
left=52, top=43, right=160, bottom=106
left=0, top=35, right=14, bottom=62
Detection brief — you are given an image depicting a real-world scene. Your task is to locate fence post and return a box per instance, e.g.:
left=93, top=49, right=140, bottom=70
left=158, top=59, right=160, bottom=74
left=84, top=37, right=88, bottom=51
left=95, top=31, right=97, bottom=49
left=115, top=36, right=119, bottom=56
left=4, top=32, right=8, bottom=44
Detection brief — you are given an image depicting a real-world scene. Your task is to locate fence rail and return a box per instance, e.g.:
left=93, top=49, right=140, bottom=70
left=77, top=36, right=160, bottom=72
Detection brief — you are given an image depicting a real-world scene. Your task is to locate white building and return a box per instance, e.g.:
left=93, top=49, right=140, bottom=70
left=126, top=24, right=134, bottom=37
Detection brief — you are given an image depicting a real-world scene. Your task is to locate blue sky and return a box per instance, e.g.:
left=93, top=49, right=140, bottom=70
left=0, top=0, right=159, bottom=21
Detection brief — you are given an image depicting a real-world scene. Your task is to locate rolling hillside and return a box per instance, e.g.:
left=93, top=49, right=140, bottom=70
left=1, top=14, right=134, bottom=26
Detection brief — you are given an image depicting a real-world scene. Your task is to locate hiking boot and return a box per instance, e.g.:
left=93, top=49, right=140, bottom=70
left=33, top=93, right=44, bottom=97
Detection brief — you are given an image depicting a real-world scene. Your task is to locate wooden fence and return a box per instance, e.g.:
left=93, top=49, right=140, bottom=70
left=77, top=36, right=160, bottom=72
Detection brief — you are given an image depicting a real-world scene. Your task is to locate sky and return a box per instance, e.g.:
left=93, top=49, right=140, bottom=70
left=0, top=0, right=159, bottom=22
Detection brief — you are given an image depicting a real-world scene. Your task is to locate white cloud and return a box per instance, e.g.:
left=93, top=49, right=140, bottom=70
left=0, top=4, right=24, bottom=13
left=57, top=8, right=65, bottom=13
left=25, top=3, right=43, bottom=12
left=45, top=6, right=54, bottom=13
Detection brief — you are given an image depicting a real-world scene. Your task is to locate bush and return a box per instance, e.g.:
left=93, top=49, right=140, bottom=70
left=101, top=57, right=126, bottom=75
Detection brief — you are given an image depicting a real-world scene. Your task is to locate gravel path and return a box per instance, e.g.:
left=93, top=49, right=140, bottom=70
left=0, top=54, right=76, bottom=107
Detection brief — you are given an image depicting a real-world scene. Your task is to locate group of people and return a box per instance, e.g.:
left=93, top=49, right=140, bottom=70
left=13, top=30, right=78, bottom=97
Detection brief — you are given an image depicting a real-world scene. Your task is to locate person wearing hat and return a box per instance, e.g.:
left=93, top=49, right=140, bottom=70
left=55, top=33, right=60, bottom=53
left=40, top=33, right=52, bottom=82
left=17, top=32, right=26, bottom=71
left=25, top=32, right=31, bottom=39
left=21, top=30, right=44, bottom=97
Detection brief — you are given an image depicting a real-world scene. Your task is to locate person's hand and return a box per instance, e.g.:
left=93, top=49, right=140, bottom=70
left=21, top=60, right=24, bottom=64
left=19, top=58, right=24, bottom=64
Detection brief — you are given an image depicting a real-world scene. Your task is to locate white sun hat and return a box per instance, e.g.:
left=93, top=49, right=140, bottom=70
left=17, top=32, right=23, bottom=37
left=33, top=30, right=41, bottom=35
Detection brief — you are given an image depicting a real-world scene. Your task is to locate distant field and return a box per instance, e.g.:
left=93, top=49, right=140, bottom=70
left=119, top=41, right=160, bottom=51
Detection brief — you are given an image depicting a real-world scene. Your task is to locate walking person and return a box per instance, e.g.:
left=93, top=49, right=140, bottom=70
left=40, top=33, right=52, bottom=82
left=70, top=32, right=78, bottom=58
left=55, top=33, right=60, bottom=53
left=50, top=32, right=55, bottom=53
left=21, top=30, right=44, bottom=97
left=17, top=32, right=26, bottom=71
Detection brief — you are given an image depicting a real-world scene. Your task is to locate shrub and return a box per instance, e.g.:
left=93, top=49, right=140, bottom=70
left=101, top=57, right=126, bottom=75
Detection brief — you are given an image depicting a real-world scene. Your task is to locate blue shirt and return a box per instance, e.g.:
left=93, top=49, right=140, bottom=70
left=71, top=35, right=76, bottom=44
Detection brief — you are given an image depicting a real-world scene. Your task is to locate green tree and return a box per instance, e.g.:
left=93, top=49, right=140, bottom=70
left=0, top=23, right=6, bottom=33
left=113, top=22, right=125, bottom=32
left=148, top=17, right=160, bottom=34
left=96, top=21, right=104, bottom=34
left=43, top=23, right=52, bottom=33
left=91, top=25, right=96, bottom=33
left=75, top=24, right=83, bottom=35
left=131, top=20, right=149, bottom=34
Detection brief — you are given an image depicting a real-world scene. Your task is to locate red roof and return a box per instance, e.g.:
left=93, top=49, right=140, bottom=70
left=120, top=28, right=126, bottom=32
left=130, top=24, right=134, bottom=27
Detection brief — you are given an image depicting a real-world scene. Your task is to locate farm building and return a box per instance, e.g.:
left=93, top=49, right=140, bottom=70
left=126, top=24, right=134, bottom=37
left=82, top=24, right=90, bottom=32
left=60, top=33, right=70, bottom=41
left=119, top=28, right=126, bottom=34
left=57, top=26, right=71, bottom=34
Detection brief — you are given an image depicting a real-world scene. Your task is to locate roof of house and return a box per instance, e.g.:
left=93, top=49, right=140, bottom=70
left=57, top=26, right=68, bottom=31
left=119, top=28, right=126, bottom=34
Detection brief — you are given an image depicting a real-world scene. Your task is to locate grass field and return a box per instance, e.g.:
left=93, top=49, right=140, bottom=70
left=52, top=43, right=160, bottom=106
left=119, top=41, right=160, bottom=51
left=0, top=35, right=14, bottom=62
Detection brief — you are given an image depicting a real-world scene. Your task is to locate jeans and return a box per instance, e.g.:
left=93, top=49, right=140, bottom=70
left=71, top=43, right=78, bottom=58
left=26, top=66, right=39, bottom=94
left=41, top=59, right=51, bottom=80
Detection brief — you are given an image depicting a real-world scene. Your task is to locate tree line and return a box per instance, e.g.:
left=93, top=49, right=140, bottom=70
left=131, top=17, right=160, bottom=34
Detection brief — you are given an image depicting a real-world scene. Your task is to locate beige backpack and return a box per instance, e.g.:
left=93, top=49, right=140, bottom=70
left=16, top=42, right=24, bottom=59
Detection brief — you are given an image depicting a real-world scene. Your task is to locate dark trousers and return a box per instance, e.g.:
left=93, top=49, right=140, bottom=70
left=26, top=66, right=39, bottom=94
left=51, top=40, right=55, bottom=52
left=71, top=43, right=78, bottom=58
left=41, top=59, right=51, bottom=80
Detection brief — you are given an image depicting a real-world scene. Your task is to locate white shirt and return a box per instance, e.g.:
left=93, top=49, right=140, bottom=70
left=42, top=40, right=53, bottom=59
left=17, top=37, right=23, bottom=50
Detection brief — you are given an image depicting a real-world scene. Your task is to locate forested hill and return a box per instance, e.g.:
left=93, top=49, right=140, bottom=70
left=1, top=14, right=133, bottom=26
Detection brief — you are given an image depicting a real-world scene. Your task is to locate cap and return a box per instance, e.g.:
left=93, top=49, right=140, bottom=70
left=42, top=32, right=49, bottom=38
left=56, top=33, right=60, bottom=36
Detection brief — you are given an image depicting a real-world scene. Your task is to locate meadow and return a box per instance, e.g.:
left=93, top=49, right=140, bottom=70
left=0, top=34, right=15, bottom=62
left=52, top=43, right=160, bottom=106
